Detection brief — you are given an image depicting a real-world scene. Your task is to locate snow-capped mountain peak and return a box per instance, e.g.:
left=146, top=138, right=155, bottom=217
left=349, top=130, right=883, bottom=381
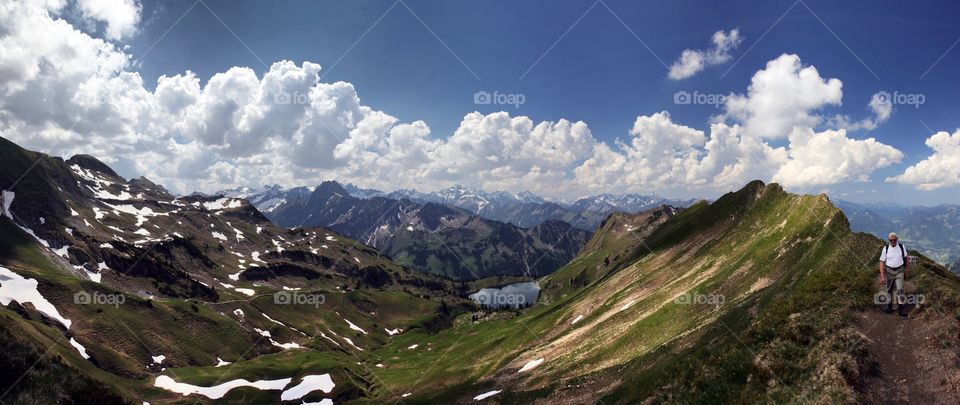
left=212, top=185, right=307, bottom=214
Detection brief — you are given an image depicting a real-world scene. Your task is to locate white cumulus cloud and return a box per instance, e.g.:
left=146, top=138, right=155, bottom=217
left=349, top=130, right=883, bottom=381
left=0, top=1, right=911, bottom=199
left=685, top=122, right=787, bottom=189
left=773, top=127, right=903, bottom=188
left=75, top=0, right=141, bottom=40
left=668, top=29, right=743, bottom=80
left=721, top=53, right=843, bottom=139
left=887, top=130, right=960, bottom=190
left=828, top=91, right=893, bottom=131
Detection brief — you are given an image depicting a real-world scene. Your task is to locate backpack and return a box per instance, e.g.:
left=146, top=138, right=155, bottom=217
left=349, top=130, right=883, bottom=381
left=882, top=243, right=906, bottom=268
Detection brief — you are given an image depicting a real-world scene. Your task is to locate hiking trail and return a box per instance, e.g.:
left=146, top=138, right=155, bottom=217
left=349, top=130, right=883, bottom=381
left=857, top=279, right=960, bottom=405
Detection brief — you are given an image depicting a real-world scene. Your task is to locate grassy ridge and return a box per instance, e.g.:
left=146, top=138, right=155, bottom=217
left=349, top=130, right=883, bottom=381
left=364, top=182, right=960, bottom=403
left=540, top=206, right=676, bottom=303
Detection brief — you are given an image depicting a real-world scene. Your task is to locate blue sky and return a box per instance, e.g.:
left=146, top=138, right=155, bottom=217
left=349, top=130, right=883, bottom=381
left=5, top=0, right=960, bottom=205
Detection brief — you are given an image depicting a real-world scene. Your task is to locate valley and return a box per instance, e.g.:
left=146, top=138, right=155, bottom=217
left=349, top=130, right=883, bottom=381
left=1, top=136, right=959, bottom=404
left=837, top=200, right=960, bottom=268
left=262, top=181, right=593, bottom=280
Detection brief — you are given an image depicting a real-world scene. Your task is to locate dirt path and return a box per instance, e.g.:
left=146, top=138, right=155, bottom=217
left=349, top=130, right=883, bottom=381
left=857, top=291, right=960, bottom=405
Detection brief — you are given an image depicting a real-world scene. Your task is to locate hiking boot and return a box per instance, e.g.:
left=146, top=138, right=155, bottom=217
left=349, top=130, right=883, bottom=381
left=884, top=304, right=894, bottom=313
left=898, top=309, right=908, bottom=317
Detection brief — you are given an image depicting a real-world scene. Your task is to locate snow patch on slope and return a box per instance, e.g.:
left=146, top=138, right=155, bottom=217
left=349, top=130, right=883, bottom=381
left=154, top=375, right=291, bottom=400
left=15, top=223, right=50, bottom=247
left=202, top=198, right=243, bottom=211
left=280, top=374, right=336, bottom=401
left=52, top=245, right=70, bottom=258
left=0, top=267, right=71, bottom=329
left=474, top=390, right=501, bottom=400
left=343, top=318, right=367, bottom=334
left=70, top=337, right=90, bottom=359
left=517, top=358, right=544, bottom=373
left=2, top=190, right=15, bottom=219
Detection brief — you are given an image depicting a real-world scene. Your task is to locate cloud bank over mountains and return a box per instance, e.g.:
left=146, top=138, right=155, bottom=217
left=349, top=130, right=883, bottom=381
left=0, top=0, right=948, bottom=198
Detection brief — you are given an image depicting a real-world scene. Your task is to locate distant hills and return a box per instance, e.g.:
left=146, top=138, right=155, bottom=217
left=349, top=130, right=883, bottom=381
left=258, top=181, right=595, bottom=280
left=220, top=183, right=699, bottom=231
left=835, top=199, right=960, bottom=267
left=207, top=185, right=960, bottom=274
left=195, top=184, right=311, bottom=214
left=210, top=182, right=703, bottom=280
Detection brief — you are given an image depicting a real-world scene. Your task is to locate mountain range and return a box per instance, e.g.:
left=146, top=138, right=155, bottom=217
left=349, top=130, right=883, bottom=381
left=3, top=134, right=960, bottom=403
left=262, top=181, right=595, bottom=280
left=216, top=184, right=960, bottom=276
left=195, top=185, right=312, bottom=214
left=835, top=199, right=960, bottom=267
left=226, top=183, right=698, bottom=231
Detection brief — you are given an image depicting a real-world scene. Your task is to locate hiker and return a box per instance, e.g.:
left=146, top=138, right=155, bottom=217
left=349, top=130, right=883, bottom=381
left=878, top=232, right=909, bottom=317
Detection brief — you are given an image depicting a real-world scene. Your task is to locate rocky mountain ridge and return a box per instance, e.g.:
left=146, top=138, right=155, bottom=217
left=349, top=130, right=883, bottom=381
left=216, top=183, right=699, bottom=231
left=265, top=181, right=594, bottom=280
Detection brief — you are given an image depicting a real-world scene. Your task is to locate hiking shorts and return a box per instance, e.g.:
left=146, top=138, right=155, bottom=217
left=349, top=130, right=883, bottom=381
left=885, top=270, right=905, bottom=304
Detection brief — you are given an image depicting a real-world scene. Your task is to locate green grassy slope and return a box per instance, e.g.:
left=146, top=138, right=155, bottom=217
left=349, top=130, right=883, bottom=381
left=539, top=205, right=678, bottom=303
left=359, top=181, right=960, bottom=404
left=0, top=136, right=470, bottom=403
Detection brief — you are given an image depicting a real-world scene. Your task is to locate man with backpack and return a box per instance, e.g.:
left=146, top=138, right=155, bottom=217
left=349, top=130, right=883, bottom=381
left=879, top=232, right=909, bottom=317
